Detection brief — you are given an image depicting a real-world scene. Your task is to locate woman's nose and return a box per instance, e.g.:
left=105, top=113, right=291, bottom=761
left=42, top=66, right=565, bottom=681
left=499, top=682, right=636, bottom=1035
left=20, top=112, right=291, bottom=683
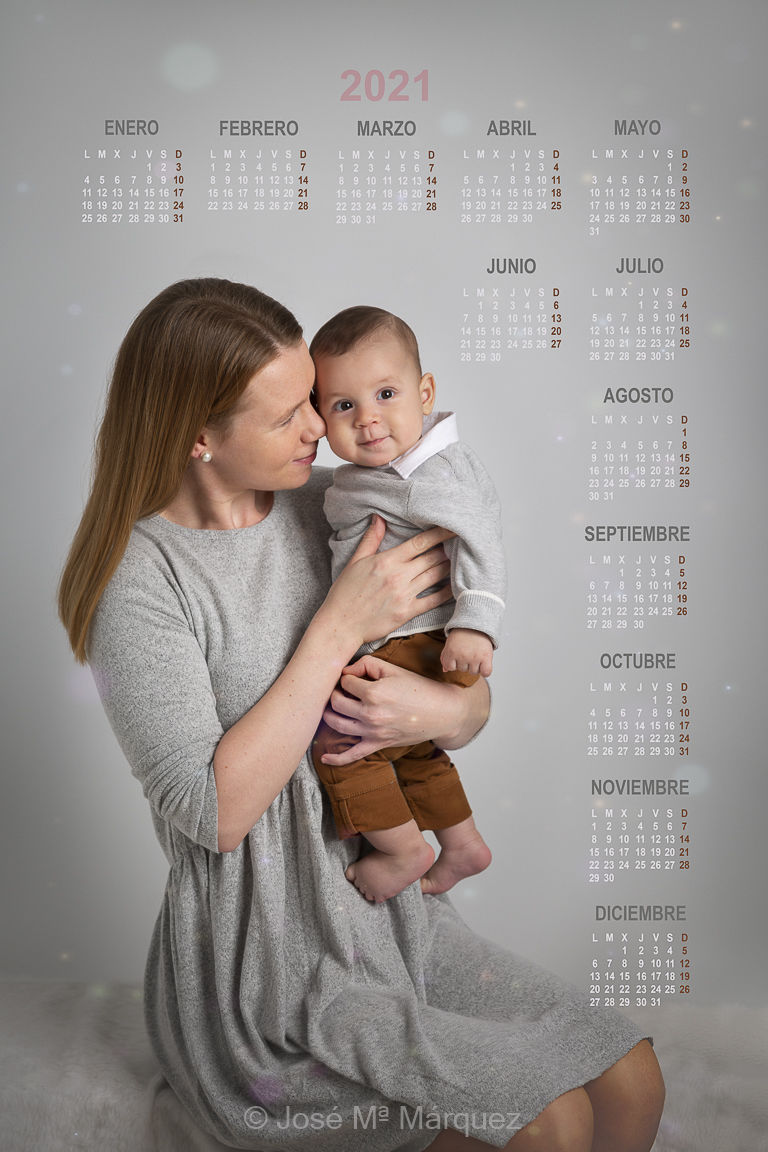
left=303, top=401, right=326, bottom=439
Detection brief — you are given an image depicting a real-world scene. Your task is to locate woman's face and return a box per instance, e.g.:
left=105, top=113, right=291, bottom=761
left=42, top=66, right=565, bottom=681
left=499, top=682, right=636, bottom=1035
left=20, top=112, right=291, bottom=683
left=205, top=341, right=325, bottom=493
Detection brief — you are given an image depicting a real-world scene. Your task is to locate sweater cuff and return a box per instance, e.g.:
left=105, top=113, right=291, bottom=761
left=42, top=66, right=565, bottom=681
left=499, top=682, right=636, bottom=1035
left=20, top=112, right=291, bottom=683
left=445, top=590, right=505, bottom=648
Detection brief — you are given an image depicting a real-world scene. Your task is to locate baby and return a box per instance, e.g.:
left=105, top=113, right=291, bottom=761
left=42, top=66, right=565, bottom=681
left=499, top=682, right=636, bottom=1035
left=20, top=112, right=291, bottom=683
left=310, top=306, right=506, bottom=904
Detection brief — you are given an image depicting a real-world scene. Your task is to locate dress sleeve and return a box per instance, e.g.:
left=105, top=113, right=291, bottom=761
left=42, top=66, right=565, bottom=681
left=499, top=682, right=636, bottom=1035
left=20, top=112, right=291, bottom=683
left=88, top=544, right=221, bottom=852
left=406, top=449, right=507, bottom=647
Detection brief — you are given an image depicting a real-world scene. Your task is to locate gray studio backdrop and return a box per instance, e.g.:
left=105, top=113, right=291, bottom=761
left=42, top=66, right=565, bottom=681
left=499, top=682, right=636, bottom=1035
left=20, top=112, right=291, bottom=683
left=1, top=0, right=765, bottom=1019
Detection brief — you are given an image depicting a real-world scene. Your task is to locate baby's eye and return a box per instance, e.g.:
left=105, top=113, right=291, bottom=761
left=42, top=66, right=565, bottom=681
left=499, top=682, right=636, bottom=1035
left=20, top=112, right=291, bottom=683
left=333, top=399, right=354, bottom=412
left=377, top=388, right=395, bottom=400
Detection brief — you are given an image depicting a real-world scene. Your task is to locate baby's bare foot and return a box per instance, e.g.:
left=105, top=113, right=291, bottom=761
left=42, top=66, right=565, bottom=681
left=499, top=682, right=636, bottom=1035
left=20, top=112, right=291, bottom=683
left=346, top=841, right=435, bottom=904
left=420, top=830, right=492, bottom=896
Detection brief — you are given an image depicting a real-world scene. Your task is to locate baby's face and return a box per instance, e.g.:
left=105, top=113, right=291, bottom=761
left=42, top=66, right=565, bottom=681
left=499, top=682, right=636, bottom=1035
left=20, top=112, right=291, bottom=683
left=314, top=330, right=435, bottom=467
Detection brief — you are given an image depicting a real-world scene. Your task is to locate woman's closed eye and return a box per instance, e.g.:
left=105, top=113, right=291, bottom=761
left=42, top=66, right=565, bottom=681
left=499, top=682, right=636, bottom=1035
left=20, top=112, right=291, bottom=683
left=281, top=395, right=314, bottom=425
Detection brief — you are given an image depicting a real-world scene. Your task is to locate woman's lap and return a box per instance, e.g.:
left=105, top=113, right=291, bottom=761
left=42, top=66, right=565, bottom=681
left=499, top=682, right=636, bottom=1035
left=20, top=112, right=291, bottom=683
left=298, top=896, right=649, bottom=1147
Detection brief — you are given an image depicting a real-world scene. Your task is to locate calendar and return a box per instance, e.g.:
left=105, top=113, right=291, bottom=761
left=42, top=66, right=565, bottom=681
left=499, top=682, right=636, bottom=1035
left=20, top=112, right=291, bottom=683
left=2, top=1, right=767, bottom=1146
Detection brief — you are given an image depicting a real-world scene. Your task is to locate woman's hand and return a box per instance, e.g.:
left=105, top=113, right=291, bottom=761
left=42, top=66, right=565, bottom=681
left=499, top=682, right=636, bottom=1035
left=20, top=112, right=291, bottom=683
left=318, top=515, right=453, bottom=650
left=317, top=655, right=490, bottom=765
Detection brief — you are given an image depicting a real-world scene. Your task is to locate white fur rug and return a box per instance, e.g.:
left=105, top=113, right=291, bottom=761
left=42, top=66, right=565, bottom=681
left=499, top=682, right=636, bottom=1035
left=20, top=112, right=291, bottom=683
left=1, top=984, right=766, bottom=1151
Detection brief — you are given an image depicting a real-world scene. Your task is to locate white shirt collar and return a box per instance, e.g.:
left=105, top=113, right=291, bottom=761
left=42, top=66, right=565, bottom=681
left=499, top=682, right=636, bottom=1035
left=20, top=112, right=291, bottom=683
left=388, top=411, right=458, bottom=479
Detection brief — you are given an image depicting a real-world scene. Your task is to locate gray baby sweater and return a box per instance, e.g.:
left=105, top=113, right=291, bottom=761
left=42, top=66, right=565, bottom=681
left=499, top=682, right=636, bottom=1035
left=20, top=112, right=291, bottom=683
left=324, top=412, right=506, bottom=649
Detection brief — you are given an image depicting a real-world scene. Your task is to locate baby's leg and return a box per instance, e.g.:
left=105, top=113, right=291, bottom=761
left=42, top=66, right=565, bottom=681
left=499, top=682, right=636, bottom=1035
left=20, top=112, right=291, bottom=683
left=346, top=821, right=435, bottom=904
left=391, top=733, right=490, bottom=896
left=312, top=724, right=435, bottom=899
left=420, top=816, right=492, bottom=896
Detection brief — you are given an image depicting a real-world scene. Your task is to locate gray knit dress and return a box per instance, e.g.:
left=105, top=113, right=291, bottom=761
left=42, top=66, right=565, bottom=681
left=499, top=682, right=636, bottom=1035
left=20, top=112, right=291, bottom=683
left=89, top=468, right=647, bottom=1151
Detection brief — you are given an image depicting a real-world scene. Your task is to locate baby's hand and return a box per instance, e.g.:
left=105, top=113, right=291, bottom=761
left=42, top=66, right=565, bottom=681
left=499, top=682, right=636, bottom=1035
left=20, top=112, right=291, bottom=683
left=441, top=628, right=494, bottom=677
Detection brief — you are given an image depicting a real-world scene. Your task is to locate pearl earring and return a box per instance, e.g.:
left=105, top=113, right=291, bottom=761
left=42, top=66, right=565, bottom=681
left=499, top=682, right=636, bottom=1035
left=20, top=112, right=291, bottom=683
left=200, top=450, right=213, bottom=463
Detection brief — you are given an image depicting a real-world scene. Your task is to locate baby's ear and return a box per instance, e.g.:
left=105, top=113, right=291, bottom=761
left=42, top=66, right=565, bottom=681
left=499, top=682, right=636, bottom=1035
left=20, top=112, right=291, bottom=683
left=420, top=372, right=436, bottom=414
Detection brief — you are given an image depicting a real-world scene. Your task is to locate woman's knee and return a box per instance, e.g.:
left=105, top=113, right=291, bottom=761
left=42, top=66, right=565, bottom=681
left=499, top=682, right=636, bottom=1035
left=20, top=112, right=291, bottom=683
left=427, top=1087, right=594, bottom=1152
left=585, top=1039, right=665, bottom=1152
left=508, top=1087, right=593, bottom=1151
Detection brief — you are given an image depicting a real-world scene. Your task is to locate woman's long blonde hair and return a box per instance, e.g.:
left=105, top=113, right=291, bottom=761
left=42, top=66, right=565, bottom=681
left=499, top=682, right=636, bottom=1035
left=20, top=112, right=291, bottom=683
left=58, top=277, right=303, bottom=662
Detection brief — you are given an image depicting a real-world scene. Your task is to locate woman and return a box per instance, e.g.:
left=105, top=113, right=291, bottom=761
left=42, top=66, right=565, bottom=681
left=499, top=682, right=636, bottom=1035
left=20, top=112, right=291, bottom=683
left=59, top=278, right=663, bottom=1151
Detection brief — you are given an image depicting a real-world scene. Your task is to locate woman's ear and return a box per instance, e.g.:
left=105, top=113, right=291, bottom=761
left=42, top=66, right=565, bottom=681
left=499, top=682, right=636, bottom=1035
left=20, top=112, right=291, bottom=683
left=420, top=373, right=436, bottom=415
left=191, top=431, right=212, bottom=461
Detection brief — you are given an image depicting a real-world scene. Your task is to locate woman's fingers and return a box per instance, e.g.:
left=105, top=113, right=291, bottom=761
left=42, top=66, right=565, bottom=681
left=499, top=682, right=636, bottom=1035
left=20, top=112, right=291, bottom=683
left=408, top=576, right=454, bottom=614
left=339, top=655, right=388, bottom=681
left=326, top=679, right=373, bottom=721
left=389, top=529, right=453, bottom=584
left=321, top=657, right=391, bottom=732
left=327, top=519, right=458, bottom=648
left=410, top=556, right=451, bottom=590
left=348, top=513, right=386, bottom=560
left=311, top=721, right=360, bottom=762
left=321, top=704, right=364, bottom=735
left=319, top=738, right=383, bottom=766
left=408, top=549, right=450, bottom=576
left=403, top=524, right=455, bottom=555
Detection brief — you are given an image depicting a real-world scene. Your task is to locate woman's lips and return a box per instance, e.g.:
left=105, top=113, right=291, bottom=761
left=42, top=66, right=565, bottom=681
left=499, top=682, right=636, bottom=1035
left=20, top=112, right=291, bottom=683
left=294, top=449, right=317, bottom=465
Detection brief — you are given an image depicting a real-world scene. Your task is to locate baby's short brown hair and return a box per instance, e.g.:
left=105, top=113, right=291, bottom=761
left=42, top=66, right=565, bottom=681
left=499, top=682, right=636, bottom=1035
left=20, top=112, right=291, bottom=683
left=309, top=306, right=422, bottom=374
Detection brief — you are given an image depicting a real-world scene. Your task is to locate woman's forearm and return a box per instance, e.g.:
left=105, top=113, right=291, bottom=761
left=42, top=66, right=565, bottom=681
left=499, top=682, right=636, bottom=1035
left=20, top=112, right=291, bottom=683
left=433, top=675, right=490, bottom=750
left=214, top=608, right=358, bottom=851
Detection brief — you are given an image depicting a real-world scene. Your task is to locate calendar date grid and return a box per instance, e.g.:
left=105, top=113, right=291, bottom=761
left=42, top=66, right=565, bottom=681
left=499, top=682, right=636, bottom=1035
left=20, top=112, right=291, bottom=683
left=459, top=146, right=563, bottom=224
left=457, top=283, right=563, bottom=362
left=585, top=548, right=690, bottom=630
left=588, top=925, right=692, bottom=1007
left=586, top=143, right=691, bottom=235
left=586, top=675, right=692, bottom=760
left=207, top=146, right=309, bottom=214
left=80, top=145, right=185, bottom=225
left=588, top=282, right=691, bottom=362
left=587, top=414, right=692, bottom=500
left=334, top=146, right=437, bottom=224
left=588, top=802, right=692, bottom=881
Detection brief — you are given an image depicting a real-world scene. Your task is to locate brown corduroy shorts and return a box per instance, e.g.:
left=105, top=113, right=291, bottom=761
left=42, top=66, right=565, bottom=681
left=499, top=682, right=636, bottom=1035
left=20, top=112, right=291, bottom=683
left=312, top=631, right=476, bottom=839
